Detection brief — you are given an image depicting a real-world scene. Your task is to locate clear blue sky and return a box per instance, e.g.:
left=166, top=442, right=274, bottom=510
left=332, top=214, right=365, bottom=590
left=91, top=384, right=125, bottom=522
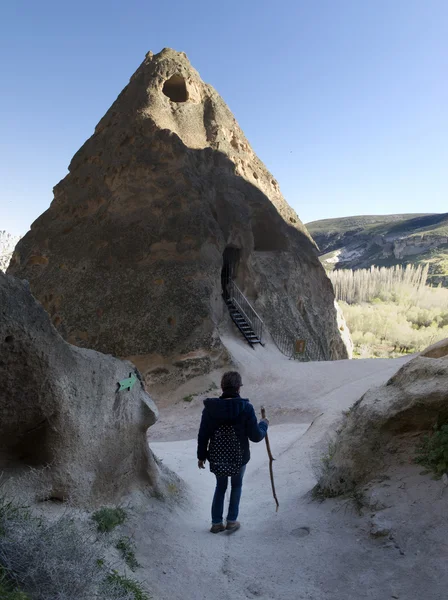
left=1, top=0, right=447, bottom=236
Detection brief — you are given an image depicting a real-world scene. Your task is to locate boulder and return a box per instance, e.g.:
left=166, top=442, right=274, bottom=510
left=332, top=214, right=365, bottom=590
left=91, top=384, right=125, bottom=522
left=0, top=272, right=160, bottom=505
left=318, top=341, right=448, bottom=494
left=369, top=514, right=393, bottom=538
left=421, top=337, right=448, bottom=359
left=8, top=49, right=349, bottom=383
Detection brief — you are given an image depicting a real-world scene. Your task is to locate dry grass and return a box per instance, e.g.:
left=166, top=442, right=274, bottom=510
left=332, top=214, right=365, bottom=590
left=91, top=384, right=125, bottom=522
left=0, top=496, right=149, bottom=600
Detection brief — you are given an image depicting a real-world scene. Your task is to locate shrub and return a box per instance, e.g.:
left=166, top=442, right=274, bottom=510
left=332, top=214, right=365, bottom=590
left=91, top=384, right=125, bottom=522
left=415, top=424, right=448, bottom=477
left=0, top=498, right=103, bottom=599
left=0, top=497, right=148, bottom=600
left=0, top=566, right=29, bottom=600
left=104, top=571, right=150, bottom=600
left=311, top=440, right=342, bottom=500
left=116, top=537, right=140, bottom=571
left=92, top=507, right=127, bottom=533
left=340, top=299, right=448, bottom=359
left=331, top=265, right=448, bottom=359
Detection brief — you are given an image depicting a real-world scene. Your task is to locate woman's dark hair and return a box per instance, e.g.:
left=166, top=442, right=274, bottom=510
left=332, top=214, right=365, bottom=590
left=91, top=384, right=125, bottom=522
left=221, top=371, right=242, bottom=391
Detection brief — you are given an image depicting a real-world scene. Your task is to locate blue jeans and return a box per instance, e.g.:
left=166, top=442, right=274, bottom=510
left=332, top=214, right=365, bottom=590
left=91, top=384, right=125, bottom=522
left=211, top=465, right=246, bottom=524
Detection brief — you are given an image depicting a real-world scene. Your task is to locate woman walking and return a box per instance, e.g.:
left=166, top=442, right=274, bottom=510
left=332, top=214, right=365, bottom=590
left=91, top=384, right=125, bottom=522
left=197, top=371, right=269, bottom=533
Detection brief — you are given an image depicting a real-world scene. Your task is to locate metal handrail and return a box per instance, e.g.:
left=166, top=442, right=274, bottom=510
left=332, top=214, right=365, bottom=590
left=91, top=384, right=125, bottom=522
left=228, top=280, right=264, bottom=342
left=270, top=327, right=326, bottom=361
left=232, top=297, right=255, bottom=331
left=226, top=280, right=325, bottom=360
left=230, top=281, right=264, bottom=324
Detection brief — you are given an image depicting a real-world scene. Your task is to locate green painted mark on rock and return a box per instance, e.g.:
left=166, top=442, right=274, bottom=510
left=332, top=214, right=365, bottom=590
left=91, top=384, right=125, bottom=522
left=118, top=372, right=138, bottom=392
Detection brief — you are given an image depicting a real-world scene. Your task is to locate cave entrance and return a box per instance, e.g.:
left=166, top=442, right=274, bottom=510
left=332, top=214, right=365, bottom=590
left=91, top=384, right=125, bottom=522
left=162, top=75, right=189, bottom=102
left=221, top=247, right=240, bottom=299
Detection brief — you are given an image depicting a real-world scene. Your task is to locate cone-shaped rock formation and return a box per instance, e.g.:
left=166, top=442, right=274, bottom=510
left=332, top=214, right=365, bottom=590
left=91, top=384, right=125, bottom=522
left=9, top=48, right=349, bottom=383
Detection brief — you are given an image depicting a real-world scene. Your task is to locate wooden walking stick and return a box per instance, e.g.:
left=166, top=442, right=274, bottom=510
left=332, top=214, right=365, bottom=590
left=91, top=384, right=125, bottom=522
left=261, top=406, right=279, bottom=512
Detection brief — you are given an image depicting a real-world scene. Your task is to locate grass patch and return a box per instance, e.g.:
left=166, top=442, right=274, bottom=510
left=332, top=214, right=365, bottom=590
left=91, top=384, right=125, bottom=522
left=312, top=480, right=364, bottom=509
left=320, top=440, right=337, bottom=472
left=105, top=571, right=150, bottom=600
left=166, top=482, right=179, bottom=496
left=342, top=403, right=356, bottom=418
left=0, top=496, right=151, bottom=599
left=311, top=440, right=341, bottom=500
left=0, top=566, right=29, bottom=600
left=311, top=438, right=364, bottom=503
left=415, top=424, right=448, bottom=477
left=92, top=507, right=127, bottom=533
left=349, top=489, right=365, bottom=515
left=1, top=498, right=113, bottom=599
left=183, top=383, right=218, bottom=403
left=116, top=537, right=140, bottom=571
left=311, top=483, right=339, bottom=501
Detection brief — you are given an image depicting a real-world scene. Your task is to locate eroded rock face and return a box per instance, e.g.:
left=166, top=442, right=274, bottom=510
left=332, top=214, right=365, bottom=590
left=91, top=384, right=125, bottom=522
left=9, top=48, right=348, bottom=381
left=334, top=300, right=353, bottom=359
left=0, top=273, right=160, bottom=505
left=421, top=337, right=448, bottom=359
left=319, top=341, right=448, bottom=494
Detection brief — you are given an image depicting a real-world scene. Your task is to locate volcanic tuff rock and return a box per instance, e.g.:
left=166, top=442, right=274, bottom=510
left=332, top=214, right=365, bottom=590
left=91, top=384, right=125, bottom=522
left=9, top=48, right=349, bottom=382
left=0, top=272, right=161, bottom=505
left=318, top=339, right=448, bottom=495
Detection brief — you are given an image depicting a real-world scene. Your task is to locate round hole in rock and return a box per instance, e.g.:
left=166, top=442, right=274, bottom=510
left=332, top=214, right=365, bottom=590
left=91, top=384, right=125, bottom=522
left=5, top=335, right=13, bottom=344
left=162, top=75, right=189, bottom=103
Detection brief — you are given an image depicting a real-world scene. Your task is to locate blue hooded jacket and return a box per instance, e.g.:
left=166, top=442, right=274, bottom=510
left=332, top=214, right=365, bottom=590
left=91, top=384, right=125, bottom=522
left=197, top=395, right=268, bottom=466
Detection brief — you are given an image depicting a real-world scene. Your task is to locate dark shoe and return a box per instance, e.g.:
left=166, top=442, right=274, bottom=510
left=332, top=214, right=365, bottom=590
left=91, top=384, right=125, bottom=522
left=226, top=521, right=240, bottom=533
left=210, top=523, right=225, bottom=534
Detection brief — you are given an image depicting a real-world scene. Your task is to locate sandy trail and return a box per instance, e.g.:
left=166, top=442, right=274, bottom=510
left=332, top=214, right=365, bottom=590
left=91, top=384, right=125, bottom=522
left=144, top=424, right=446, bottom=600
left=132, top=338, right=447, bottom=600
left=150, top=334, right=410, bottom=442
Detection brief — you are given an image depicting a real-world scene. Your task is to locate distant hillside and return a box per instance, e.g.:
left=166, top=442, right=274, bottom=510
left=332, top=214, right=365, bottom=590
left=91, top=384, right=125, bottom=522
left=0, top=231, right=21, bottom=272
left=306, top=213, right=448, bottom=287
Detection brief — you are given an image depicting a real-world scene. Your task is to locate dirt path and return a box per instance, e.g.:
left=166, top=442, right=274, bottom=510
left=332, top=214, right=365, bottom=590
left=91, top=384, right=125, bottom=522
left=130, top=342, right=448, bottom=600
left=149, top=335, right=411, bottom=442
left=142, top=419, right=447, bottom=600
